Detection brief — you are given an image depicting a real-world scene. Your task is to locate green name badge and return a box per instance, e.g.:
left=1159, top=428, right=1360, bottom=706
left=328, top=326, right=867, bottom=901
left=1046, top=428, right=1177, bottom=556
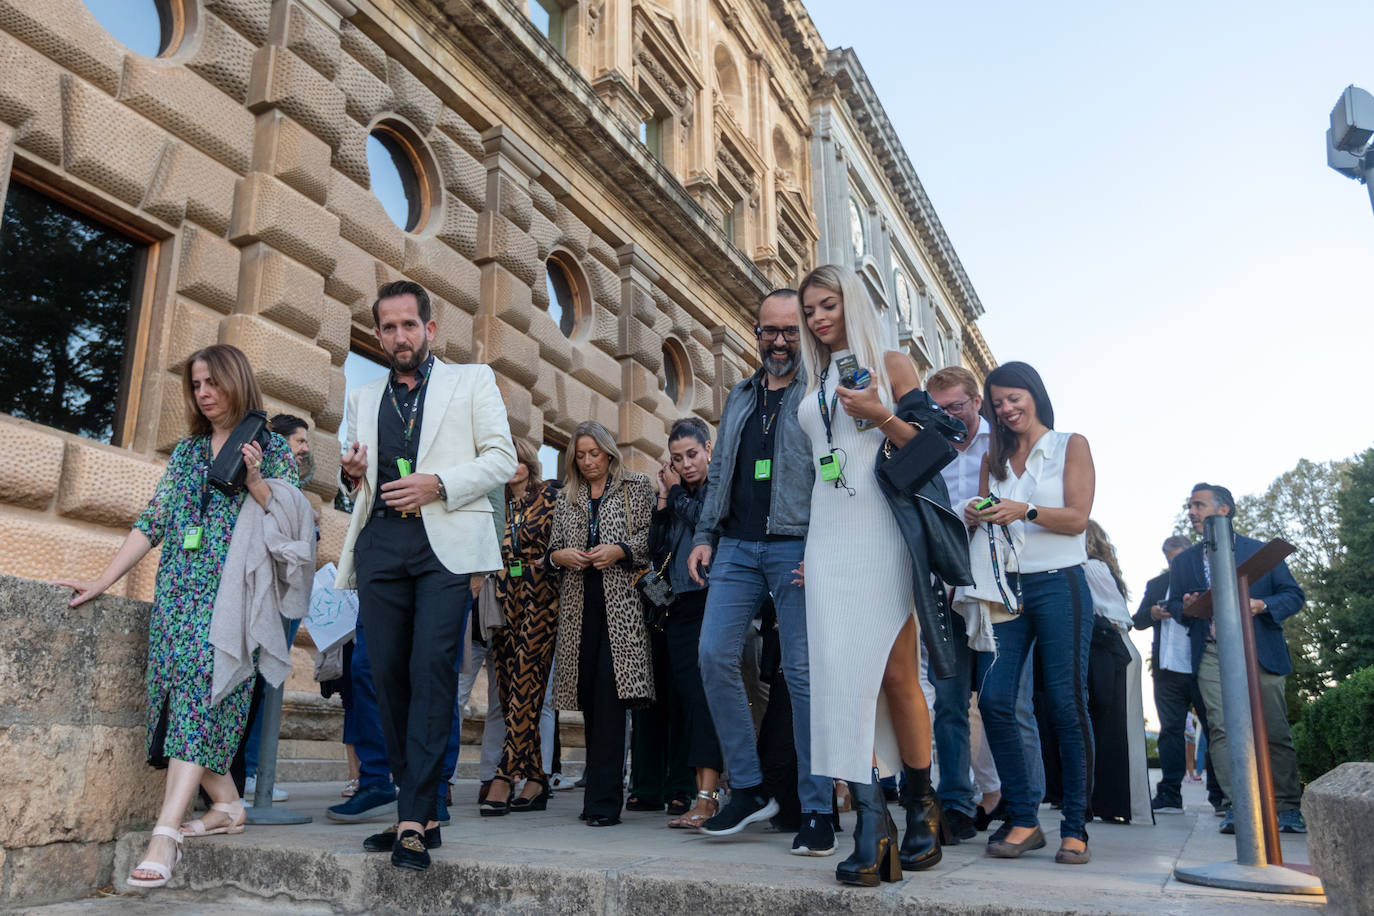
left=508, top=560, right=524, bottom=578
left=754, top=458, right=772, bottom=481
left=818, top=452, right=841, bottom=482
left=182, top=526, right=203, bottom=550
left=396, top=458, right=413, bottom=477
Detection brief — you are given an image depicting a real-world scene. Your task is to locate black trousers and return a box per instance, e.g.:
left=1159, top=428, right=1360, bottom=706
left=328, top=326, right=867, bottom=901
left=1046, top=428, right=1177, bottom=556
left=629, top=625, right=693, bottom=803
left=354, top=516, right=469, bottom=824
left=664, top=590, right=723, bottom=773
left=1154, top=667, right=1222, bottom=807
left=578, top=572, right=627, bottom=819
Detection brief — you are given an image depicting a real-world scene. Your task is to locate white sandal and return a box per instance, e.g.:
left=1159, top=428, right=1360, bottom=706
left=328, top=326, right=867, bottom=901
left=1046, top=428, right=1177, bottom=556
left=180, top=800, right=246, bottom=837
left=127, top=826, right=184, bottom=888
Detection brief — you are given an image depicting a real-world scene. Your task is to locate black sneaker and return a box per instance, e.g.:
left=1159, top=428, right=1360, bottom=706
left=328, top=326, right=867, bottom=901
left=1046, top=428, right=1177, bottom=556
left=326, top=783, right=397, bottom=823
left=1151, top=794, right=1183, bottom=814
left=699, top=787, right=779, bottom=837
left=790, top=814, right=837, bottom=856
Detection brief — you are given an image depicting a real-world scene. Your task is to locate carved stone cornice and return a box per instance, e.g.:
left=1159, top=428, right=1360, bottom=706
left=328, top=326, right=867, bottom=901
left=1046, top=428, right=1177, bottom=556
left=823, top=47, right=985, bottom=322
left=409, top=0, right=771, bottom=318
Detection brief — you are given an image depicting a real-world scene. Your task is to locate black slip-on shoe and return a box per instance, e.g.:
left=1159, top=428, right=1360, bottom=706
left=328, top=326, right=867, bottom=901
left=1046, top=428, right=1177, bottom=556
left=390, top=830, right=431, bottom=870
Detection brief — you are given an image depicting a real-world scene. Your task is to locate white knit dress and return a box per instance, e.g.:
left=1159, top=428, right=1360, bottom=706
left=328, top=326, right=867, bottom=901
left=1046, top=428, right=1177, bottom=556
left=798, top=355, right=917, bottom=784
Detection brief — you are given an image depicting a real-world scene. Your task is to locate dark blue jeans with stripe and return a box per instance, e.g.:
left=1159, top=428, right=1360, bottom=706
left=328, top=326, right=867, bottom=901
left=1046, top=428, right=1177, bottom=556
left=978, top=564, right=1094, bottom=841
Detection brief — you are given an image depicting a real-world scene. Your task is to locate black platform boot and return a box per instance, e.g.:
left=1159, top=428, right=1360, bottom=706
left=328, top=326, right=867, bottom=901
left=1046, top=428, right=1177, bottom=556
left=835, top=769, right=902, bottom=887
left=899, top=764, right=942, bottom=871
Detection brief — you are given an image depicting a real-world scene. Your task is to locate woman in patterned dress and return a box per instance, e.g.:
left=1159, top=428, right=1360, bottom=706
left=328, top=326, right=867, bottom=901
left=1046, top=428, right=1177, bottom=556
left=54, top=345, right=296, bottom=888
left=483, top=439, right=561, bottom=813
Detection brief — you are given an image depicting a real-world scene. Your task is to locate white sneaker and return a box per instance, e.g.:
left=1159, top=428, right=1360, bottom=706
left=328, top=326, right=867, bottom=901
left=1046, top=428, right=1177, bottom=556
left=246, top=777, right=288, bottom=802
left=548, top=773, right=576, bottom=791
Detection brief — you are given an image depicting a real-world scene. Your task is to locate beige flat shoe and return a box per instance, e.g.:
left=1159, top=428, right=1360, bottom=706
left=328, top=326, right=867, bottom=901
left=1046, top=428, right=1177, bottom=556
left=181, top=800, right=246, bottom=837
left=127, top=826, right=184, bottom=888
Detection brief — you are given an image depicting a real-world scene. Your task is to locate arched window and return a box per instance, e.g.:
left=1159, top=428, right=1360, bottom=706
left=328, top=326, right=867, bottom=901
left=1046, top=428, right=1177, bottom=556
left=366, top=123, right=435, bottom=233
left=545, top=255, right=581, bottom=338
left=82, top=0, right=190, bottom=58
left=713, top=45, right=745, bottom=119
left=662, top=338, right=692, bottom=407
left=848, top=198, right=866, bottom=259
left=893, top=269, right=913, bottom=329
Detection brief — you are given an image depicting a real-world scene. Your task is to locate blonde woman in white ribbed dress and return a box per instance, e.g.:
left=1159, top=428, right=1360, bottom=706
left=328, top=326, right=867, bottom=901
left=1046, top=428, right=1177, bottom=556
left=795, top=264, right=940, bottom=887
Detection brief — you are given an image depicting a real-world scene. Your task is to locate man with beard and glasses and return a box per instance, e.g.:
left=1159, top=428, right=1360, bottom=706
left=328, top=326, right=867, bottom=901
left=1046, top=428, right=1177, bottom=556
left=334, top=280, right=515, bottom=870
left=687, top=289, right=835, bottom=856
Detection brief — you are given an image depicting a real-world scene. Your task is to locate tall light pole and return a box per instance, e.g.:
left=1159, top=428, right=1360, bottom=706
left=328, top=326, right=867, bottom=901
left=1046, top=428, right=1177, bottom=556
left=1327, top=85, right=1374, bottom=216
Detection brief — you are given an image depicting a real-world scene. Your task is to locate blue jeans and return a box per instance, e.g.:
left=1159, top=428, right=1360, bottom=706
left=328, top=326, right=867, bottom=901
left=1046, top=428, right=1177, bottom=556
left=244, top=617, right=303, bottom=777
left=978, top=566, right=1093, bottom=841
left=348, top=618, right=395, bottom=794
left=698, top=537, right=831, bottom=813
left=933, top=608, right=1043, bottom=814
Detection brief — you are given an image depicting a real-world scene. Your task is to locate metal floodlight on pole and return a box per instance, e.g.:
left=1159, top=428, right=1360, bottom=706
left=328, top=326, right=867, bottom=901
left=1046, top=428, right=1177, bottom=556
left=1326, top=85, right=1374, bottom=216
left=1172, top=515, right=1321, bottom=895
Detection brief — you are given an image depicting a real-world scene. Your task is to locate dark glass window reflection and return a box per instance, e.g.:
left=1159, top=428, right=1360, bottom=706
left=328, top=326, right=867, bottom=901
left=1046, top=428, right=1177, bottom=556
left=663, top=344, right=680, bottom=404
left=546, top=260, right=577, bottom=338
left=0, top=181, right=144, bottom=442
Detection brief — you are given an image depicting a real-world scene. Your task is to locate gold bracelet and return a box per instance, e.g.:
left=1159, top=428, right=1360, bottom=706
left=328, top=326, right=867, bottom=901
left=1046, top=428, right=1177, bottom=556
left=878, top=413, right=898, bottom=429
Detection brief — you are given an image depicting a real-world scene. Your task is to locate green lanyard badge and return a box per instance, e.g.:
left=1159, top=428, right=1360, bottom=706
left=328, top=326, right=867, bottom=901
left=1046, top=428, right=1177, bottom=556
left=754, top=458, right=772, bottom=480
left=508, top=559, right=524, bottom=577
left=396, top=458, right=413, bottom=477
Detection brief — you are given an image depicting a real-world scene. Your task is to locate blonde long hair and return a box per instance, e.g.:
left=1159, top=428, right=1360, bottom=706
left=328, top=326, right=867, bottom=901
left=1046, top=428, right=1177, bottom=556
left=561, top=420, right=624, bottom=502
left=797, top=264, right=892, bottom=402
left=1086, top=519, right=1129, bottom=600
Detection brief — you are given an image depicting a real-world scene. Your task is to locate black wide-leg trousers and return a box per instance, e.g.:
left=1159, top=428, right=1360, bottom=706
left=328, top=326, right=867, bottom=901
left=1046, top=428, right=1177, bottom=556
left=354, top=515, right=470, bottom=824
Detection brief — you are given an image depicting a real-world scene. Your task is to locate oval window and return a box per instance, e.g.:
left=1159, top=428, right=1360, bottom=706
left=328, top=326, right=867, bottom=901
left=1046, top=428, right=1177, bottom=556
left=662, top=339, right=691, bottom=407
left=83, top=0, right=185, bottom=58
left=367, top=128, right=428, bottom=232
left=546, top=258, right=578, bottom=338
left=894, top=270, right=913, bottom=327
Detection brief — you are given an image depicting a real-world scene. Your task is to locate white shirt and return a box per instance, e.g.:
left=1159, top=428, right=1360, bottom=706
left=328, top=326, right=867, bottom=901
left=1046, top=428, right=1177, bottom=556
left=940, top=415, right=990, bottom=505
left=989, top=429, right=1087, bottom=573
left=1084, top=558, right=1133, bottom=630
left=1159, top=615, right=1192, bottom=674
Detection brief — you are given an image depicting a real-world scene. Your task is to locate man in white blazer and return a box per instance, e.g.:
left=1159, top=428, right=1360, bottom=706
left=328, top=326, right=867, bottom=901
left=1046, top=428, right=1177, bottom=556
left=336, top=280, right=515, bottom=870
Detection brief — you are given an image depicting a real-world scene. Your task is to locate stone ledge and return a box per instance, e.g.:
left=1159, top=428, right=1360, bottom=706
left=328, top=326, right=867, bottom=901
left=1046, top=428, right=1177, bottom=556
left=1303, top=761, right=1374, bottom=916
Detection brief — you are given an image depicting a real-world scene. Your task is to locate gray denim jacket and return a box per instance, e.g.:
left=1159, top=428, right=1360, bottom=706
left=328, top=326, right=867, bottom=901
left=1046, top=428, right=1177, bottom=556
left=693, top=369, right=815, bottom=548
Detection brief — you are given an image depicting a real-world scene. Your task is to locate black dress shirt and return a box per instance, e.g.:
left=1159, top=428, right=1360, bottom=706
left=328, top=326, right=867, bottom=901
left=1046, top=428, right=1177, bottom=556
left=376, top=353, right=434, bottom=493
left=722, top=382, right=790, bottom=541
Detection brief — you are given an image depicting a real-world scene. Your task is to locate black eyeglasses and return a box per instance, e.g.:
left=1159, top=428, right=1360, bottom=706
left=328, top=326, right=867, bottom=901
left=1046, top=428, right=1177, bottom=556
left=756, top=326, right=801, bottom=342
left=938, top=397, right=974, bottom=415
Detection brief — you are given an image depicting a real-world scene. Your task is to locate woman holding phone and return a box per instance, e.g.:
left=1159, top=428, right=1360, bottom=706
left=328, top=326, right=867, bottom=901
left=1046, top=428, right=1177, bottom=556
left=964, top=360, right=1096, bottom=865
left=795, top=264, right=944, bottom=886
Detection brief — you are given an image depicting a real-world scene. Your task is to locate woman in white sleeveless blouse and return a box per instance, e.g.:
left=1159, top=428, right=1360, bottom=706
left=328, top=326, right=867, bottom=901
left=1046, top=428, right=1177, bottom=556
left=961, top=361, right=1096, bottom=865
left=795, top=265, right=941, bottom=886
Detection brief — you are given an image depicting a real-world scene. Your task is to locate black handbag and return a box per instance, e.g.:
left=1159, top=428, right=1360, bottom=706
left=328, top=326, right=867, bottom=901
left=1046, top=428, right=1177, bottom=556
left=635, top=553, right=675, bottom=631
left=208, top=409, right=271, bottom=495
left=878, top=420, right=957, bottom=495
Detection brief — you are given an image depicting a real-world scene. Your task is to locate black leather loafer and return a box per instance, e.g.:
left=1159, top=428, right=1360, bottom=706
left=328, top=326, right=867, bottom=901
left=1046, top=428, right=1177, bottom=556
left=364, top=824, right=440, bottom=852
left=390, top=830, right=431, bottom=870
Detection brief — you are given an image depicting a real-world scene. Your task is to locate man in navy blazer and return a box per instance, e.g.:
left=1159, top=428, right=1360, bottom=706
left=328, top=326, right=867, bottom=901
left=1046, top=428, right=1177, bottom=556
left=1166, top=483, right=1306, bottom=834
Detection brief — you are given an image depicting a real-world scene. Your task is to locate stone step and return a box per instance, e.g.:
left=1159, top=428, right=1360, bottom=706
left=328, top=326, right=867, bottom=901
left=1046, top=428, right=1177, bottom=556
left=277, top=758, right=350, bottom=783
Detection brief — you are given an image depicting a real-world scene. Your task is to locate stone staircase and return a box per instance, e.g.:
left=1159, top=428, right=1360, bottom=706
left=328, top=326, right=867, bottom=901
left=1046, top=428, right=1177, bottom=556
left=275, top=633, right=584, bottom=785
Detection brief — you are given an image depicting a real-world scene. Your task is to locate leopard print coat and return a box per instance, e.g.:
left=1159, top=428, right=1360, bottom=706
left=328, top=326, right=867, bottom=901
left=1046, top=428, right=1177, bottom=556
left=549, top=471, right=656, bottom=710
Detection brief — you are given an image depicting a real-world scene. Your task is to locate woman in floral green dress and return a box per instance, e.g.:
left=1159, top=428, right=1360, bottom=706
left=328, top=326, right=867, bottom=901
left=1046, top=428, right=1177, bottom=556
left=55, top=345, right=297, bottom=888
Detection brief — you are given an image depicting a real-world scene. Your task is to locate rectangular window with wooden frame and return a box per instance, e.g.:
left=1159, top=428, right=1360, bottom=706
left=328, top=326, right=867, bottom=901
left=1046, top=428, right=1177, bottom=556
left=0, top=174, right=158, bottom=447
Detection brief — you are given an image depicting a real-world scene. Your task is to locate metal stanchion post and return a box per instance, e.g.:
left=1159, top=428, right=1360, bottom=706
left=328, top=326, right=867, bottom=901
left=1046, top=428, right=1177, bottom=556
left=245, top=616, right=312, bottom=826
left=1173, top=515, right=1319, bottom=894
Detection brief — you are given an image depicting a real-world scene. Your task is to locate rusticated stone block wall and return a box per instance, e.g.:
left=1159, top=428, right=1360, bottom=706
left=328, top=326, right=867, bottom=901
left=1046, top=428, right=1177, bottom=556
left=0, top=574, right=163, bottom=906
left=0, top=0, right=758, bottom=606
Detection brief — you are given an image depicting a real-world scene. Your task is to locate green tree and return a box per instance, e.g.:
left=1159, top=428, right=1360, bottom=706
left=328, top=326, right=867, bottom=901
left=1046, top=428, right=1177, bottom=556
left=1320, top=447, right=1374, bottom=681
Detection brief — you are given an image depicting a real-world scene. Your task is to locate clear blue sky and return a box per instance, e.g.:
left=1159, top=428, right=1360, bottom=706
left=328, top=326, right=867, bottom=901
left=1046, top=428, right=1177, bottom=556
left=804, top=1, right=1373, bottom=618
